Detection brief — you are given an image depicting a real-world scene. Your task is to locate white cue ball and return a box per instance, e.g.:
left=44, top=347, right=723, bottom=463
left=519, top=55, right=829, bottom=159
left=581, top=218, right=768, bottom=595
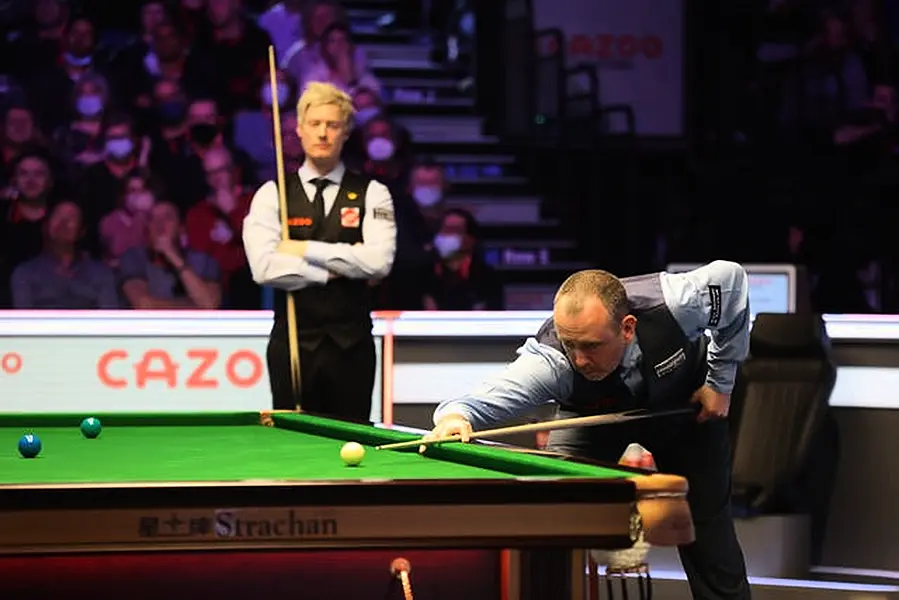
left=340, top=442, right=365, bottom=466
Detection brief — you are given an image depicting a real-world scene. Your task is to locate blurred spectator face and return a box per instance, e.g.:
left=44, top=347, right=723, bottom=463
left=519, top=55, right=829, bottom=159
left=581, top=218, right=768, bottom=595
left=824, top=17, right=847, bottom=49
left=124, top=175, right=156, bottom=213
left=207, top=0, right=239, bottom=28
left=323, top=28, right=351, bottom=62
left=47, top=202, right=83, bottom=245
left=187, top=100, right=221, bottom=146
left=310, top=4, right=339, bottom=40
left=203, top=147, right=234, bottom=191
left=152, top=22, right=184, bottom=62
left=35, top=0, right=66, bottom=28
left=4, top=108, right=35, bottom=146
left=409, top=164, right=446, bottom=208
left=872, top=84, right=896, bottom=112
left=297, top=103, right=348, bottom=162
left=104, top=122, right=135, bottom=162
left=141, top=2, right=167, bottom=36
left=75, top=80, right=104, bottom=118
left=154, top=79, right=187, bottom=126
left=148, top=202, right=181, bottom=242
left=434, top=212, right=474, bottom=259
left=14, top=157, right=51, bottom=200
left=363, top=118, right=396, bottom=162
left=261, top=70, right=292, bottom=108
left=66, top=18, right=95, bottom=59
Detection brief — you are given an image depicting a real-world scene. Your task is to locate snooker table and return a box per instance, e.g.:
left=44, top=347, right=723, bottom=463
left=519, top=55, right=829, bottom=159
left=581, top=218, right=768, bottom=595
left=0, top=411, right=693, bottom=600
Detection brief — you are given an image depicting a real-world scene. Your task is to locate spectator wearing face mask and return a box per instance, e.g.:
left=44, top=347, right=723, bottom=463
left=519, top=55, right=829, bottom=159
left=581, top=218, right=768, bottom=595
left=233, top=68, right=300, bottom=181
left=98, top=168, right=162, bottom=266
left=11, top=201, right=119, bottom=309
left=27, top=15, right=106, bottom=135
left=299, top=22, right=382, bottom=98
left=423, top=208, right=503, bottom=311
left=349, top=115, right=413, bottom=188
left=73, top=112, right=150, bottom=255
left=52, top=72, right=111, bottom=169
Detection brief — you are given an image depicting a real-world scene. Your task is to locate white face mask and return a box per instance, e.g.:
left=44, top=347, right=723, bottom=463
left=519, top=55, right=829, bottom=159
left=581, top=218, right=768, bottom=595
left=125, top=191, right=154, bottom=213
left=261, top=83, right=289, bottom=106
left=413, top=185, right=442, bottom=207
left=433, top=233, right=463, bottom=258
left=355, top=107, right=380, bottom=126
left=366, top=136, right=395, bottom=161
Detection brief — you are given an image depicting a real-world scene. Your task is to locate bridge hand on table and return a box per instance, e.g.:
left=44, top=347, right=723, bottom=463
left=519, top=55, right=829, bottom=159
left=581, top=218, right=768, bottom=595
left=419, top=414, right=473, bottom=454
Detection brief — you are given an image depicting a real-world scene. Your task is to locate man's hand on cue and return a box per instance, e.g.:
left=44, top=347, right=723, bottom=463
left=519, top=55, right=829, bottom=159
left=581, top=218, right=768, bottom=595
left=278, top=240, right=308, bottom=257
left=691, top=385, right=730, bottom=422
left=419, top=413, right=472, bottom=454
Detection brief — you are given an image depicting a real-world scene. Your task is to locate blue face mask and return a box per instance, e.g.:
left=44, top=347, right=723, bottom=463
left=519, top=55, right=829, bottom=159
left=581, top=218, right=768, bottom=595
left=261, top=83, right=290, bottom=107
left=76, top=94, right=103, bottom=117
left=105, top=137, right=134, bottom=160
left=413, top=185, right=442, bottom=207
left=433, top=233, right=463, bottom=258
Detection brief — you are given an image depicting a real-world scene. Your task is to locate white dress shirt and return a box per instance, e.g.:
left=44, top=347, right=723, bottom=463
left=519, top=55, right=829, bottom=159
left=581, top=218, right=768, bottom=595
left=242, top=162, right=397, bottom=292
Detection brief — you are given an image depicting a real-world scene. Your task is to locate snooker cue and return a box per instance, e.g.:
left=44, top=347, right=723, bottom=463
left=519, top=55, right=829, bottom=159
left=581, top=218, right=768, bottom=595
left=375, top=406, right=698, bottom=451
left=390, top=557, right=414, bottom=600
left=268, top=45, right=302, bottom=408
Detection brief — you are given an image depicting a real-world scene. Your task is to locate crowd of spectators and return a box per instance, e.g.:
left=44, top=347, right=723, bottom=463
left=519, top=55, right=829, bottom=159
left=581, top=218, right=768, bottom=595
left=0, top=0, right=503, bottom=312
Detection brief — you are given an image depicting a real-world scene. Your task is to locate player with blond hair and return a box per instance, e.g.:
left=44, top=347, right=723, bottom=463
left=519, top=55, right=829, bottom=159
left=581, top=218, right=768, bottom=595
left=243, top=81, right=397, bottom=422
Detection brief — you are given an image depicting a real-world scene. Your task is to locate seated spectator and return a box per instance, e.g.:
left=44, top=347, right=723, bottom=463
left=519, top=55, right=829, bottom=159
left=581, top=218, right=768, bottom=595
left=352, top=86, right=386, bottom=128
left=233, top=68, right=300, bottom=181
left=73, top=112, right=149, bottom=252
left=423, top=208, right=503, bottom=311
left=285, top=0, right=368, bottom=85
left=185, top=146, right=253, bottom=302
left=4, top=0, right=70, bottom=84
left=299, top=22, right=382, bottom=97
left=200, top=0, right=273, bottom=116
left=52, top=72, right=112, bottom=170
left=347, top=115, right=413, bottom=188
left=280, top=112, right=305, bottom=174
left=107, top=0, right=171, bottom=102
left=10, top=201, right=118, bottom=309
left=1, top=103, right=47, bottom=185
left=151, top=94, right=258, bottom=210
left=119, top=201, right=221, bottom=309
left=98, top=168, right=164, bottom=266
left=0, top=150, right=59, bottom=307
left=26, top=15, right=106, bottom=135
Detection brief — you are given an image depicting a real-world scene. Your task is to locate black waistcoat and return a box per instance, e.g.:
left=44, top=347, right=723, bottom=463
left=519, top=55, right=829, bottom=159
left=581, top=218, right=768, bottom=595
left=272, top=169, right=373, bottom=348
left=536, top=273, right=708, bottom=414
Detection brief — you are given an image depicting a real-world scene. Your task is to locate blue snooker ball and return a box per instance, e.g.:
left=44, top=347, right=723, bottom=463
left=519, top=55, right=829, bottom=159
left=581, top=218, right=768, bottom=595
left=18, top=434, right=41, bottom=458
left=80, top=417, right=102, bottom=439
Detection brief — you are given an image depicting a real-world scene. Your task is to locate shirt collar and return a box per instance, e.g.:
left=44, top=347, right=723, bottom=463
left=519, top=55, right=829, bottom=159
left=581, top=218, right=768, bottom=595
left=620, top=336, right=642, bottom=370
left=298, top=161, right=345, bottom=186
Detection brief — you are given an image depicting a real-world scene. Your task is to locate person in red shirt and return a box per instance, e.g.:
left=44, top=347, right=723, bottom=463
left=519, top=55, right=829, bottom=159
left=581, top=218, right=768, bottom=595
left=184, top=145, right=253, bottom=304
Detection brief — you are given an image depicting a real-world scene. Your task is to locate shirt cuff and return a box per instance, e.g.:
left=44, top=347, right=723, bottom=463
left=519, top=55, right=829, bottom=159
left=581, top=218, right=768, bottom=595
left=303, top=240, right=333, bottom=267
left=705, top=361, right=738, bottom=395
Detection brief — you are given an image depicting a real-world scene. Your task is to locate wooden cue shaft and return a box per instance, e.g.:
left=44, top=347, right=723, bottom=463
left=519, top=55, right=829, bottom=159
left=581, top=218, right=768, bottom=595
left=267, top=46, right=302, bottom=408
left=375, top=407, right=696, bottom=450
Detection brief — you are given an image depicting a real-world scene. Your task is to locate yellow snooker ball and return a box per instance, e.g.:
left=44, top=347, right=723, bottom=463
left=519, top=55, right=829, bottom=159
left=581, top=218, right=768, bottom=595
left=340, top=442, right=365, bottom=466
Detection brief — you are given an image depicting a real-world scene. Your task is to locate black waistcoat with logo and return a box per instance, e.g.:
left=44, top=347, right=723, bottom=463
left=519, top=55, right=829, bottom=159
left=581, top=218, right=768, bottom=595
left=272, top=169, right=373, bottom=348
left=536, top=273, right=708, bottom=414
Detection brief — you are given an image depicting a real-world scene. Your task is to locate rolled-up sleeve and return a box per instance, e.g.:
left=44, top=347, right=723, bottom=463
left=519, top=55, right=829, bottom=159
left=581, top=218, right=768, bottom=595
left=302, top=180, right=396, bottom=280
left=659, top=260, right=751, bottom=395
left=242, top=181, right=330, bottom=291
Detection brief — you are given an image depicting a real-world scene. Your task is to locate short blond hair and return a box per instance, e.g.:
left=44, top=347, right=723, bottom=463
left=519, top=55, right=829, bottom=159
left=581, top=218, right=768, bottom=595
left=296, top=81, right=355, bottom=129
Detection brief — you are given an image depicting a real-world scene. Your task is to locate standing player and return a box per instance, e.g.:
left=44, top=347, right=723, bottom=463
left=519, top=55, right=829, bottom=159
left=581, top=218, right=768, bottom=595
left=243, top=82, right=396, bottom=422
left=427, top=261, right=752, bottom=600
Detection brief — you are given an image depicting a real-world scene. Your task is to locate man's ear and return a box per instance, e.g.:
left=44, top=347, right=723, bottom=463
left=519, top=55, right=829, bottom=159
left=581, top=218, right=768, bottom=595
left=621, top=314, right=637, bottom=340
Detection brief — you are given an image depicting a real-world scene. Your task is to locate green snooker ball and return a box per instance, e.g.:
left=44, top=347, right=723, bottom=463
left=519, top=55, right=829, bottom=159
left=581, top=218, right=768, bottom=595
left=80, top=417, right=102, bottom=439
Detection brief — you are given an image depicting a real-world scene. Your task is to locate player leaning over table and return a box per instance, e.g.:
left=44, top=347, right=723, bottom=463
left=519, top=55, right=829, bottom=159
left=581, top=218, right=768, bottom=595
left=243, top=82, right=396, bottom=422
left=428, top=260, right=752, bottom=600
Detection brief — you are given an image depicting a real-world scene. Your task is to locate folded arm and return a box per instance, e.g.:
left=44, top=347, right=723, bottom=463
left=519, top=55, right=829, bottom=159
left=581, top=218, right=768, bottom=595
left=660, top=260, right=751, bottom=395
left=303, top=180, right=397, bottom=280
left=242, top=181, right=330, bottom=291
left=433, top=338, right=573, bottom=430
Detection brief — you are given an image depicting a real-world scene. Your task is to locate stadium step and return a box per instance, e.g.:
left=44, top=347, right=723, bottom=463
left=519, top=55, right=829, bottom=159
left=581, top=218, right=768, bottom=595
left=444, top=196, right=543, bottom=225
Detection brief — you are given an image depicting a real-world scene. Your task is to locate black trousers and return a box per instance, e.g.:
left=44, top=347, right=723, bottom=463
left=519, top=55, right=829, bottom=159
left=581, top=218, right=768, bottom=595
left=548, top=411, right=751, bottom=600
left=266, top=325, right=376, bottom=424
